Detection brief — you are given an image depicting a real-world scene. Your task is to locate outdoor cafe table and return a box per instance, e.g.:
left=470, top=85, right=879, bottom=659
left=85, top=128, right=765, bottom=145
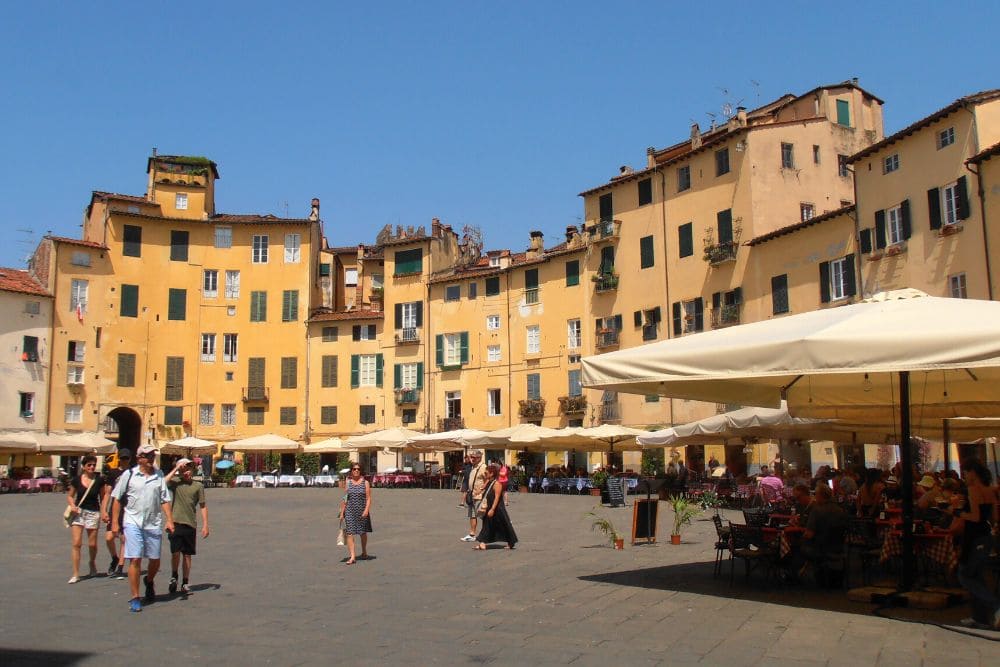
left=234, top=475, right=254, bottom=487
left=278, top=475, right=306, bottom=487
left=420, top=473, right=452, bottom=489
left=310, top=475, right=337, bottom=487
left=372, top=473, right=416, bottom=487
left=762, top=525, right=805, bottom=558
left=880, top=528, right=958, bottom=572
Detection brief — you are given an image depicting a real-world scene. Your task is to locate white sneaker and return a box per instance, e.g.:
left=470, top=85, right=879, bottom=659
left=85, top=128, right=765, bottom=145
left=460, top=534, right=475, bottom=542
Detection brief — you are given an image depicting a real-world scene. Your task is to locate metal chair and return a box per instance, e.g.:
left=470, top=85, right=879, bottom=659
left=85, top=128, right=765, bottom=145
left=728, top=523, right=777, bottom=584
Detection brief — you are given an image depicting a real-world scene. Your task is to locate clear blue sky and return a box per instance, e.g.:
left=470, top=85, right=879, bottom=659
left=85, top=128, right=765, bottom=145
left=1, top=1, right=997, bottom=269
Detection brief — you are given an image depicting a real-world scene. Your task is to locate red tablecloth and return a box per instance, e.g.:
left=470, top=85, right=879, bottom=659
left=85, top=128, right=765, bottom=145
left=880, top=530, right=958, bottom=571
left=372, top=474, right=416, bottom=487
left=762, top=525, right=804, bottom=558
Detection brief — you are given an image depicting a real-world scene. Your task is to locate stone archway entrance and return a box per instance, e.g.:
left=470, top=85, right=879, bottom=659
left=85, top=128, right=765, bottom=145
left=107, top=407, right=143, bottom=452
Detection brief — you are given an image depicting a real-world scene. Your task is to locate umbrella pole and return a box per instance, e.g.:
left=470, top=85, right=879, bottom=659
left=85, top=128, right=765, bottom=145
left=942, top=419, right=950, bottom=473
left=898, top=371, right=916, bottom=592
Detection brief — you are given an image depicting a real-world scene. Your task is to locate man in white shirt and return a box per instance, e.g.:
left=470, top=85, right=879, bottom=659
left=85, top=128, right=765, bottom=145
left=111, top=444, right=174, bottom=613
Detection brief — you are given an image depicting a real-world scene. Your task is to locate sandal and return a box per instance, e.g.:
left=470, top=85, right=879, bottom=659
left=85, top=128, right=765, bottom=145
left=473, top=544, right=486, bottom=551
left=345, top=559, right=356, bottom=565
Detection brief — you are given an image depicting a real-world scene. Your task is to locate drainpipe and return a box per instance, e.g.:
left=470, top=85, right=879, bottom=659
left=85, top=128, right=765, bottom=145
left=303, top=320, right=311, bottom=442
left=505, top=270, right=513, bottom=428
left=847, top=164, right=863, bottom=296
left=961, top=102, right=992, bottom=299
left=43, top=242, right=58, bottom=437
left=657, top=166, right=675, bottom=427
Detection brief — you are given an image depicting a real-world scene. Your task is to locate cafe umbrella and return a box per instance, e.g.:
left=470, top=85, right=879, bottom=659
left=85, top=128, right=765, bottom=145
left=227, top=433, right=300, bottom=484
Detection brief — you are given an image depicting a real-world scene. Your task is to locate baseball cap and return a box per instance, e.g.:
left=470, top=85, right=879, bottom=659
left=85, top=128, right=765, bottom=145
left=117, top=448, right=133, bottom=459
left=137, top=444, right=158, bottom=456
left=176, top=457, right=193, bottom=467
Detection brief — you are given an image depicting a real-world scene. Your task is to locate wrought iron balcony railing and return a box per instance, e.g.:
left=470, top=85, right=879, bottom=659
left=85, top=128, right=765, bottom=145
left=242, top=386, right=269, bottom=402
left=518, top=398, right=546, bottom=419
left=595, top=330, right=620, bottom=348
left=558, top=395, right=587, bottom=415
left=711, top=304, right=741, bottom=328
left=395, top=327, right=420, bottom=344
left=438, top=416, right=465, bottom=431
left=593, top=273, right=619, bottom=292
left=703, top=241, right=738, bottom=266
left=394, top=388, right=420, bottom=405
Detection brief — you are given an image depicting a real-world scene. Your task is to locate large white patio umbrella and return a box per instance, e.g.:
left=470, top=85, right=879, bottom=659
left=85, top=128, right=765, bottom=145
left=406, top=428, right=487, bottom=451
left=37, top=432, right=117, bottom=455
left=540, top=425, right=647, bottom=452
left=345, top=427, right=424, bottom=450
left=465, top=423, right=566, bottom=448
left=227, top=433, right=300, bottom=478
left=161, top=436, right=218, bottom=456
left=583, top=290, right=1000, bottom=590
left=0, top=431, right=41, bottom=455
left=301, top=437, right=345, bottom=454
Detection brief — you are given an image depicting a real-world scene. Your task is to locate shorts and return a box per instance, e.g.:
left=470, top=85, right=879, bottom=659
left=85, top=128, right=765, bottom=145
left=72, top=509, right=100, bottom=530
left=106, top=509, right=125, bottom=532
left=467, top=498, right=481, bottom=519
left=168, top=524, right=197, bottom=555
left=123, top=524, right=163, bottom=560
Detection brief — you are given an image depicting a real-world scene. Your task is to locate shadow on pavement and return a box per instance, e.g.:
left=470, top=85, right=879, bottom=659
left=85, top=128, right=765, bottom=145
left=1, top=648, right=91, bottom=666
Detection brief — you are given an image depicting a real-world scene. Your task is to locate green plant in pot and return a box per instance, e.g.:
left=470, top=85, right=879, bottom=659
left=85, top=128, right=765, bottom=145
left=589, top=468, right=608, bottom=497
left=668, top=495, right=700, bottom=544
left=586, top=509, right=624, bottom=549
left=698, top=489, right=724, bottom=516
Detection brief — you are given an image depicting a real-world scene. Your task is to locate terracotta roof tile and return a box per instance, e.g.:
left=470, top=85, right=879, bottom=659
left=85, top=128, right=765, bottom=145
left=92, top=191, right=150, bottom=204
left=210, top=213, right=313, bottom=224
left=307, top=309, right=385, bottom=323
left=46, top=236, right=109, bottom=250
left=746, top=205, right=855, bottom=247
left=0, top=268, right=50, bottom=297
left=968, top=140, right=1000, bottom=165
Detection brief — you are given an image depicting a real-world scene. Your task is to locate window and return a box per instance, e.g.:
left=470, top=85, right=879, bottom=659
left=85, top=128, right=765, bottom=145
left=71, top=251, right=91, bottom=267
left=225, top=372, right=233, bottom=381
left=117, top=353, right=136, bottom=387
left=319, top=263, right=331, bottom=277
left=886, top=205, right=904, bottom=245
left=485, top=276, right=500, bottom=296
left=19, top=392, right=34, bottom=417
left=284, top=234, right=301, bottom=263
left=224, top=270, right=240, bottom=298
left=24, top=301, right=40, bottom=315
left=942, top=181, right=961, bottom=226
left=344, top=268, right=358, bottom=286
left=677, top=165, right=691, bottom=192
left=201, top=333, right=216, bottom=361
left=781, top=143, right=795, bottom=169
left=524, top=268, right=539, bottom=304
left=671, top=298, right=703, bottom=335
left=353, top=324, right=377, bottom=341
left=598, top=245, right=615, bottom=275
left=320, top=406, right=338, bottom=425
left=223, top=333, right=238, bottom=362
left=281, top=357, right=297, bottom=389
left=641, top=307, right=661, bottom=340
left=486, top=314, right=500, bottom=330
left=526, top=373, right=541, bottom=400
left=929, top=177, right=970, bottom=230
left=165, top=356, right=184, bottom=400
left=445, top=285, right=461, bottom=301
left=67, top=340, right=84, bottom=363
left=359, top=405, right=376, bottom=425
left=438, top=332, right=469, bottom=367
left=394, top=361, right=421, bottom=390
left=250, top=291, right=267, bottom=322
left=252, top=234, right=269, bottom=263
left=487, top=389, right=502, bottom=416
left=678, top=222, right=693, bottom=258
left=640, top=235, right=654, bottom=269
left=637, top=178, right=652, bottom=206
left=221, top=404, right=236, bottom=426
left=401, top=409, right=416, bottom=425
left=565, top=260, right=579, bottom=286
left=467, top=282, right=477, bottom=299
left=22, top=336, right=39, bottom=362
left=567, top=319, right=581, bottom=349
left=214, top=226, right=232, bottom=248
left=203, top=270, right=218, bottom=298
left=170, top=230, right=189, bottom=261
left=938, top=127, right=955, bottom=149
left=65, top=404, right=83, bottom=423
left=281, top=290, right=299, bottom=322
left=352, top=354, right=383, bottom=388
left=526, top=325, right=540, bottom=354
left=488, top=256, right=501, bottom=268
left=321, top=355, right=338, bottom=387
left=199, top=404, right=215, bottom=426
left=123, top=225, right=142, bottom=257
left=838, top=154, right=850, bottom=178
left=113, top=283, right=136, bottom=318
left=70, top=279, right=88, bottom=314
left=820, top=255, right=856, bottom=303
left=711, top=289, right=742, bottom=328
left=280, top=407, right=296, bottom=425
left=771, top=274, right=789, bottom=315
left=394, top=248, right=422, bottom=275
left=883, top=154, right=899, bottom=174
left=487, top=345, right=501, bottom=362
left=598, top=193, right=613, bottom=222
left=322, top=326, right=338, bottom=342
left=247, top=407, right=265, bottom=426
left=836, top=99, right=851, bottom=127
left=715, top=148, right=730, bottom=176
left=813, top=145, right=821, bottom=164
left=168, top=288, right=187, bottom=321
left=949, top=273, right=967, bottom=299
left=395, top=302, right=421, bottom=337
left=800, top=203, right=815, bottom=221
left=175, top=193, right=188, bottom=210
left=563, top=369, right=581, bottom=398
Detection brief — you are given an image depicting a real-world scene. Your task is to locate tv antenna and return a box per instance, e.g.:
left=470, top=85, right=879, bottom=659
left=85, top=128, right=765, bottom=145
left=750, top=80, right=761, bottom=107
left=16, top=228, right=35, bottom=265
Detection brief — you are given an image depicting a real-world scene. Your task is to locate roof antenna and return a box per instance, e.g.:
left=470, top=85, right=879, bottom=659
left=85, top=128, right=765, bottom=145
left=750, top=80, right=761, bottom=107
left=152, top=147, right=158, bottom=157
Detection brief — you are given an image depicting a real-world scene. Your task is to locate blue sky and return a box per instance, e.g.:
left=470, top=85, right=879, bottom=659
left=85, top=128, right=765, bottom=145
left=1, top=1, right=997, bottom=269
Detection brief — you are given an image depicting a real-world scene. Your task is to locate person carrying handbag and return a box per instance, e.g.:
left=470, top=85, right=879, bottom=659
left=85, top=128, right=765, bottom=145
left=473, top=463, right=518, bottom=551
left=66, top=454, right=108, bottom=583
left=460, top=451, right=487, bottom=542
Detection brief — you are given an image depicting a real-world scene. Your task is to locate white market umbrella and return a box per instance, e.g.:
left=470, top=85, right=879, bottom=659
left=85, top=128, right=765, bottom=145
left=161, top=436, right=218, bottom=456
left=346, top=427, right=424, bottom=451
left=541, top=425, right=647, bottom=452
left=37, top=432, right=116, bottom=455
left=405, top=429, right=486, bottom=451
left=301, top=437, right=346, bottom=454
left=0, top=431, right=41, bottom=455
left=466, top=423, right=566, bottom=447
left=226, top=434, right=300, bottom=452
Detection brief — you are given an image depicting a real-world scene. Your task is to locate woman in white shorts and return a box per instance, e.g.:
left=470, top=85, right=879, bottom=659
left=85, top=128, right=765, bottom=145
left=67, top=455, right=109, bottom=583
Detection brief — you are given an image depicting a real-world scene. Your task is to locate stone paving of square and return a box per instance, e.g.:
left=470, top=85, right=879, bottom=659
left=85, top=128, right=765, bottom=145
left=1, top=487, right=998, bottom=665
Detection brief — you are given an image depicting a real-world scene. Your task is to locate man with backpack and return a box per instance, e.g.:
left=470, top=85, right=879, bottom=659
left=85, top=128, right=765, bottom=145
left=101, top=448, right=131, bottom=578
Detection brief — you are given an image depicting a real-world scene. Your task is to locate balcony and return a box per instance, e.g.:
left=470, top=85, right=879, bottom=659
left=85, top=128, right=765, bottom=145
left=370, top=287, right=384, bottom=302
left=711, top=304, right=741, bottom=328
left=593, top=273, right=619, bottom=292
left=558, top=394, right=587, bottom=415
left=599, top=401, right=621, bottom=424
left=438, top=416, right=465, bottom=431
left=394, top=388, right=420, bottom=405
left=703, top=241, right=738, bottom=266
left=591, top=219, right=621, bottom=242
left=595, top=329, right=620, bottom=348
left=518, top=398, right=546, bottom=419
left=242, top=386, right=269, bottom=403
left=395, top=327, right=420, bottom=345
left=524, top=287, right=540, bottom=305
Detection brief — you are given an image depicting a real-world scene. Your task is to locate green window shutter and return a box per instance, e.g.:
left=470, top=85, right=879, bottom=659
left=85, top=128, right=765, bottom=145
left=435, top=335, right=444, bottom=366
left=637, top=178, right=652, bottom=206
left=613, top=314, right=623, bottom=331
left=350, top=355, right=360, bottom=388
left=117, top=353, right=136, bottom=387
left=248, top=357, right=265, bottom=387
left=281, top=357, right=297, bottom=389
left=874, top=210, right=887, bottom=249
left=459, top=332, right=469, bottom=364
left=901, top=199, right=912, bottom=239
left=565, top=260, right=579, bottom=286
left=836, top=99, right=850, bottom=127
left=414, top=302, right=422, bottom=327
left=717, top=209, right=733, bottom=244
left=678, top=223, right=693, bottom=258
left=485, top=276, right=500, bottom=296
left=352, top=326, right=360, bottom=341
left=168, top=288, right=186, bottom=321
left=416, top=362, right=424, bottom=389
left=927, top=187, right=942, bottom=230
left=599, top=246, right=615, bottom=274
left=598, top=193, right=613, bottom=221
left=712, top=292, right=721, bottom=311
left=375, top=354, right=384, bottom=388
left=321, top=355, right=337, bottom=388
left=250, top=291, right=266, bottom=322
left=640, top=235, right=654, bottom=268
left=393, top=363, right=402, bottom=390
left=120, top=284, right=139, bottom=318
left=672, top=302, right=682, bottom=335
left=693, top=299, right=703, bottom=332
left=843, top=255, right=857, bottom=297
left=859, top=228, right=872, bottom=254
left=527, top=373, right=540, bottom=400
left=956, top=176, right=970, bottom=220
left=170, top=230, right=189, bottom=262
left=525, top=268, right=538, bottom=289
left=394, top=303, right=402, bottom=329
left=634, top=310, right=642, bottom=327
left=819, top=262, right=831, bottom=303
left=318, top=263, right=331, bottom=277
left=165, top=356, right=184, bottom=401
left=771, top=275, right=789, bottom=315
left=123, top=225, right=142, bottom=257
left=282, top=290, right=298, bottom=321
left=368, top=324, right=376, bottom=338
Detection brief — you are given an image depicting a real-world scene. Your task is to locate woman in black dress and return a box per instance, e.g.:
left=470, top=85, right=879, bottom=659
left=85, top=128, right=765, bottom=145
left=474, top=464, right=518, bottom=550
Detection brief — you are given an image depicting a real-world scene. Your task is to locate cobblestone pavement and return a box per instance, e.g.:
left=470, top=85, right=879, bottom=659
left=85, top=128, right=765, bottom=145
left=1, top=487, right=998, bottom=665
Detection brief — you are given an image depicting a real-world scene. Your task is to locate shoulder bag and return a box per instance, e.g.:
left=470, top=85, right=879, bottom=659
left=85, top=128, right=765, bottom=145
left=477, top=481, right=496, bottom=517
left=336, top=517, right=346, bottom=546
left=63, top=476, right=96, bottom=528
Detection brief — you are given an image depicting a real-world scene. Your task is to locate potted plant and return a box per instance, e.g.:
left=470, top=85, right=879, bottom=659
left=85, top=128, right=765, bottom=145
left=586, top=510, right=624, bottom=549
left=697, top=489, right=724, bottom=517
left=589, top=469, right=608, bottom=497
left=668, top=495, right=701, bottom=545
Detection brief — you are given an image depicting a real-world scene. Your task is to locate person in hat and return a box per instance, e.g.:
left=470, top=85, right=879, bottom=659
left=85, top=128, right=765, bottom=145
left=110, top=444, right=174, bottom=613
left=164, top=458, right=209, bottom=595
left=102, top=448, right=132, bottom=578
left=916, top=474, right=943, bottom=510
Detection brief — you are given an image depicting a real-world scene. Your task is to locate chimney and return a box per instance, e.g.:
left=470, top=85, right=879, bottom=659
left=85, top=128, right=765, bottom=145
left=565, top=225, right=578, bottom=245
left=529, top=230, right=544, bottom=250
left=431, top=218, right=441, bottom=238
left=309, top=198, right=320, bottom=221
left=736, top=106, right=747, bottom=127
left=690, top=123, right=702, bottom=149
left=646, top=146, right=656, bottom=169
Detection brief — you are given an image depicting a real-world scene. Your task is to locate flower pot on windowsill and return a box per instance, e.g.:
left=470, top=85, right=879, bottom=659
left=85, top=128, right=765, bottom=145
left=868, top=251, right=883, bottom=261
left=939, top=224, right=962, bottom=237
left=885, top=244, right=904, bottom=257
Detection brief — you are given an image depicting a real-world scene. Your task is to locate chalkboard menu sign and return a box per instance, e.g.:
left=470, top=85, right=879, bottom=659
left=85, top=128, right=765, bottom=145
left=631, top=499, right=658, bottom=544
left=606, top=477, right=626, bottom=508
